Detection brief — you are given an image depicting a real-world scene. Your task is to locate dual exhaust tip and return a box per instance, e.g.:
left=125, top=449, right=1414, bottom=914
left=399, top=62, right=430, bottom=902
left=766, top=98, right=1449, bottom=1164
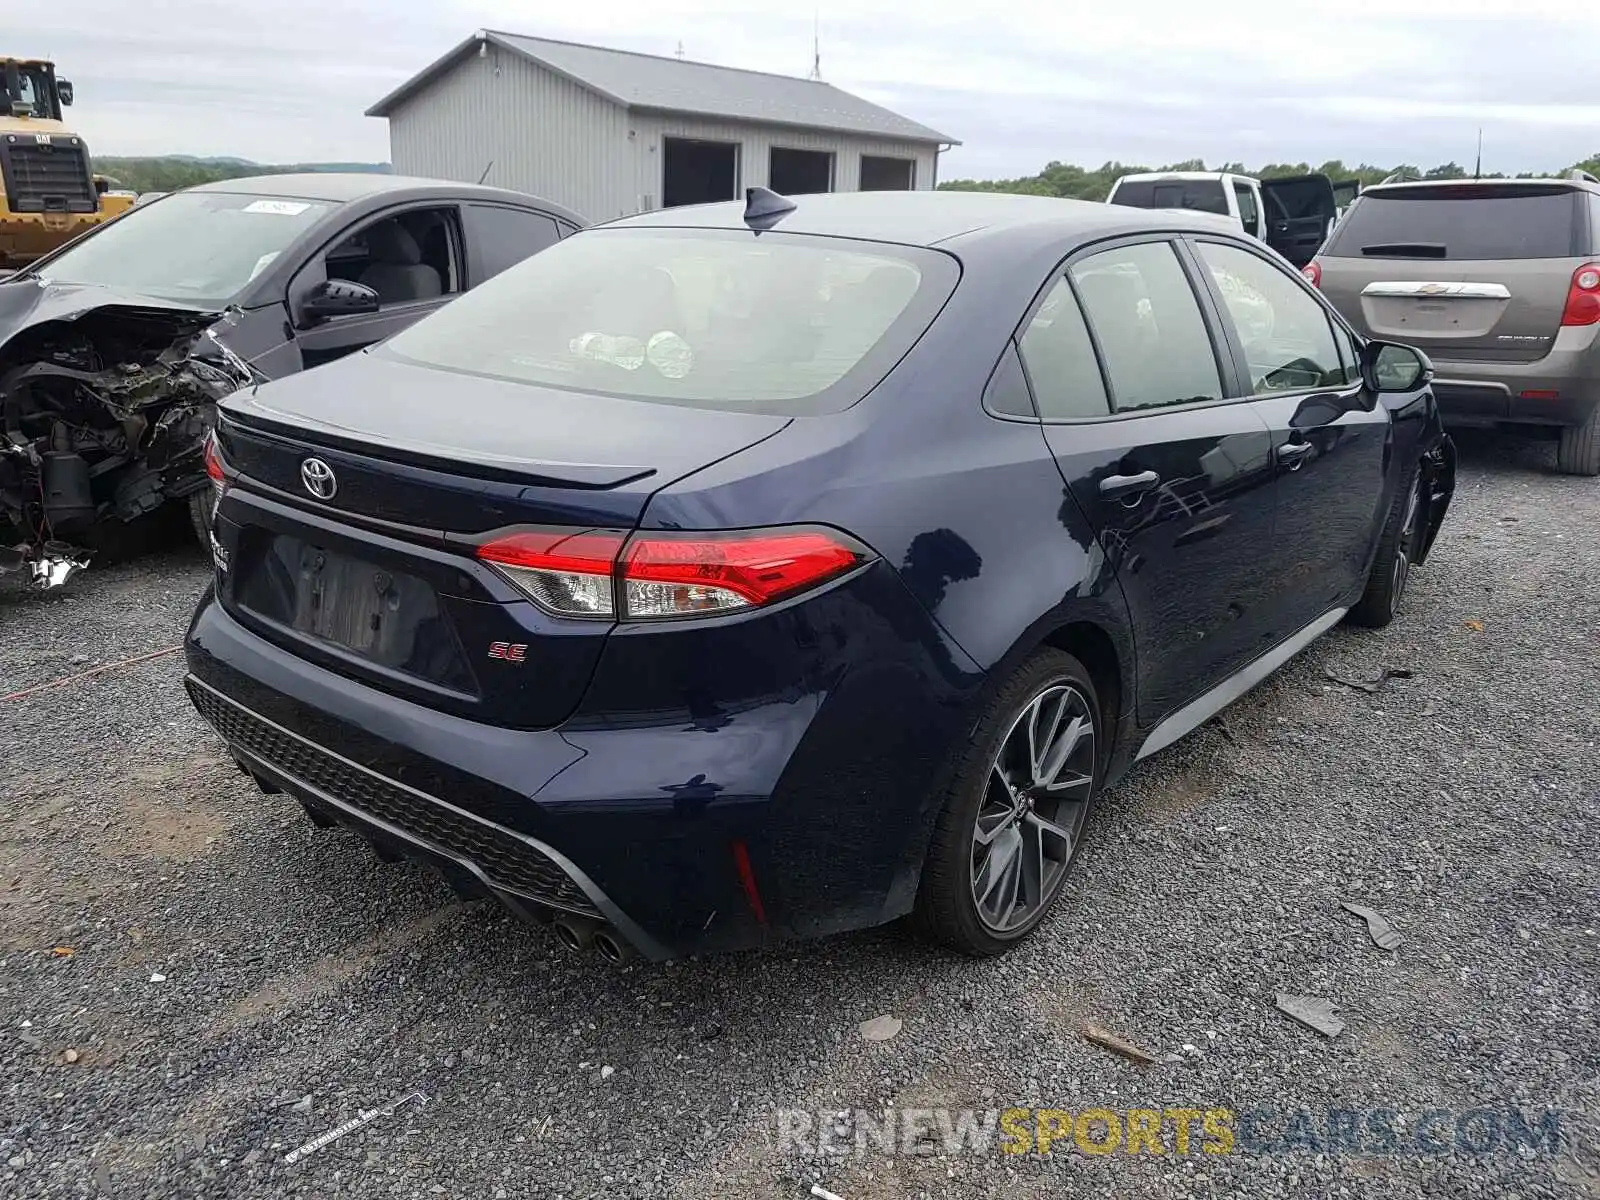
left=551, top=915, right=636, bottom=965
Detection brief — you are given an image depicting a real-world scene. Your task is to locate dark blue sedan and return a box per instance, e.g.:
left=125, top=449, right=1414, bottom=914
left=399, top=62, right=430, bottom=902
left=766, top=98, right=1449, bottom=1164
left=186, top=189, right=1455, bottom=962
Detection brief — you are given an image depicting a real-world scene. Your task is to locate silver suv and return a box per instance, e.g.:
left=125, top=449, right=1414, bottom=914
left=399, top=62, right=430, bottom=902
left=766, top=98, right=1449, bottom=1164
left=1308, top=175, right=1600, bottom=474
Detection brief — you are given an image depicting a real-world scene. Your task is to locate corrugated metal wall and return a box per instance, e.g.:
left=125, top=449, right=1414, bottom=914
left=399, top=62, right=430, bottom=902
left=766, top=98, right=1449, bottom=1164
left=384, top=51, right=940, bottom=222
left=386, top=46, right=632, bottom=222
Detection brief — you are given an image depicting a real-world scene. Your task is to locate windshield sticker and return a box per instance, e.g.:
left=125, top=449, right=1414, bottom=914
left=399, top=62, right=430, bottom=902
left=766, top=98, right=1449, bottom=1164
left=241, top=200, right=311, bottom=216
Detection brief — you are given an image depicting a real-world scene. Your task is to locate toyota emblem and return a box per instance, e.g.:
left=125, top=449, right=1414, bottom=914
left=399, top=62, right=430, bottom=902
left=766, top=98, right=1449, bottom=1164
left=300, top=457, right=337, bottom=500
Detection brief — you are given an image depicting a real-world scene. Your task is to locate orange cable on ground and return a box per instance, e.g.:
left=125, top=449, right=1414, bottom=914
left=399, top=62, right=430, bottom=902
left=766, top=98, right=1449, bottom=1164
left=1, top=645, right=183, bottom=702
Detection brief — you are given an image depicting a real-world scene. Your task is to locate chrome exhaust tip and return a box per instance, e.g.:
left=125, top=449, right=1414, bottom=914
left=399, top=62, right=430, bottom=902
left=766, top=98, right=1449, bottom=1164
left=551, top=917, right=595, bottom=953
left=592, top=927, right=636, bottom=965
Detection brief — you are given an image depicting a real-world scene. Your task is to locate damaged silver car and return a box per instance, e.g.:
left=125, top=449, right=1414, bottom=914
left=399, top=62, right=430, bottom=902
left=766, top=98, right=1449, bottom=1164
left=1, top=173, right=583, bottom=587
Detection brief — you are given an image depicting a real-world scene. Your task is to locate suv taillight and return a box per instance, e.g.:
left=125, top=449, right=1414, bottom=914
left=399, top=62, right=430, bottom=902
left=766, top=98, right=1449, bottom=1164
left=1561, top=263, right=1600, bottom=326
left=477, top=526, right=870, bottom=620
left=1301, top=261, right=1322, bottom=288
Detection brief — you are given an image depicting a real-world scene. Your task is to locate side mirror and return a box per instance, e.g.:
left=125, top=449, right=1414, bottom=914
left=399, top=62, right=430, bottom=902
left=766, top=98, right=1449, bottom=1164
left=57, top=80, right=73, bottom=106
left=1361, top=340, right=1433, bottom=394
left=297, top=278, right=380, bottom=327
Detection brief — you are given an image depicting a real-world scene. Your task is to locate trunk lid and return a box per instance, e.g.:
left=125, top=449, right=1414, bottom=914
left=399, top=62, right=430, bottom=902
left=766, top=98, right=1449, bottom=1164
left=212, top=352, right=790, bottom=729
left=1317, top=183, right=1591, bottom=363
left=218, top=351, right=790, bottom=531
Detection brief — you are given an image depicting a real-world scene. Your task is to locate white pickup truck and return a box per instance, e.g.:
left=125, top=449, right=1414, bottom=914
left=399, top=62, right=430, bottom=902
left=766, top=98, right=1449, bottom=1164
left=1105, top=170, right=1342, bottom=269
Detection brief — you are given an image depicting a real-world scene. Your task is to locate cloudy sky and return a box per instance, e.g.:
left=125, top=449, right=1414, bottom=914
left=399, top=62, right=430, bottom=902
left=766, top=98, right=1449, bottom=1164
left=13, top=0, right=1600, bottom=179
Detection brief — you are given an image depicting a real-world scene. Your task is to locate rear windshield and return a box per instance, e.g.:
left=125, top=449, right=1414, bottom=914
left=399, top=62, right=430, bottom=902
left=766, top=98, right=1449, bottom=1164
left=1110, top=180, right=1228, bottom=216
left=1322, top=186, right=1584, bottom=260
left=378, top=227, right=957, bottom=414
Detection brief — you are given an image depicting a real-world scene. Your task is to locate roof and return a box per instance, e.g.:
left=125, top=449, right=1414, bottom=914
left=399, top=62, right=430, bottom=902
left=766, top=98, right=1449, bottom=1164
left=604, top=189, right=1238, bottom=248
left=1115, top=172, right=1240, bottom=183
left=188, top=172, right=585, bottom=222
left=1365, top=176, right=1600, bottom=197
left=367, top=31, right=957, bottom=146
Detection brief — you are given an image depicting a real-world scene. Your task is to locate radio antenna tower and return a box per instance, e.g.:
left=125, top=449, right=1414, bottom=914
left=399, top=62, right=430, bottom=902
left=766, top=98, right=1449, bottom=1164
left=808, top=14, right=822, bottom=80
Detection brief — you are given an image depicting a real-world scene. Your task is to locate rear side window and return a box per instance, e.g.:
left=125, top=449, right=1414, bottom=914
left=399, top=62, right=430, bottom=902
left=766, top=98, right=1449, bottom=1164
left=1110, top=180, right=1229, bottom=216
left=379, top=228, right=957, bottom=414
left=469, top=205, right=563, bottom=281
left=1017, top=278, right=1109, bottom=419
left=1323, top=187, right=1583, bottom=260
left=1070, top=242, right=1222, bottom=412
left=1196, top=241, right=1345, bottom=393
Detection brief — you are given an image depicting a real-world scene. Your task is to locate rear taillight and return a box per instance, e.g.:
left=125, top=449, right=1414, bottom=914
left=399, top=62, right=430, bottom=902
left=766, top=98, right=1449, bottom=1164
left=203, top=432, right=229, bottom=506
left=475, top=526, right=870, bottom=621
left=1561, top=263, right=1600, bottom=326
left=203, top=432, right=225, bottom=485
left=476, top=528, right=626, bottom=618
left=1301, top=261, right=1322, bottom=288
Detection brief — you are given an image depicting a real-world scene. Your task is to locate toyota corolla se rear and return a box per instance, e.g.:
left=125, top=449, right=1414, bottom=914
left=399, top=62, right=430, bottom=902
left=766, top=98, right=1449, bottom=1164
left=187, top=190, right=1452, bottom=962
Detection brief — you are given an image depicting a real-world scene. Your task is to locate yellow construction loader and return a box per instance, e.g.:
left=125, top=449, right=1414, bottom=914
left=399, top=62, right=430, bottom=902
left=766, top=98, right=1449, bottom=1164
left=0, top=57, right=133, bottom=269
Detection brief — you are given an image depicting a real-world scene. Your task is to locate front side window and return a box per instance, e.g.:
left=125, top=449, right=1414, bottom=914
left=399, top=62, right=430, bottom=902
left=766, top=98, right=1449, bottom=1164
left=1017, top=277, right=1109, bottom=419
left=323, top=207, right=461, bottom=306
left=1196, top=241, right=1344, bottom=394
left=37, top=191, right=334, bottom=306
left=1069, top=242, right=1222, bottom=412
left=380, top=228, right=956, bottom=414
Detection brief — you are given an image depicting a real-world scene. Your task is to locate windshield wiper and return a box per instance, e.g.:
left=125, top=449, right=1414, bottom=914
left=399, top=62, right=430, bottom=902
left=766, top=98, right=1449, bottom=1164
left=1361, top=242, right=1447, bottom=258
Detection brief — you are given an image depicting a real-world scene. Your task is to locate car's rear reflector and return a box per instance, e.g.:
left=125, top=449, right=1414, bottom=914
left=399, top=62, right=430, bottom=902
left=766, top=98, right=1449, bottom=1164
left=1519, top=389, right=1561, bottom=401
left=476, top=525, right=869, bottom=621
left=1561, top=262, right=1600, bottom=326
left=1302, top=261, right=1322, bottom=288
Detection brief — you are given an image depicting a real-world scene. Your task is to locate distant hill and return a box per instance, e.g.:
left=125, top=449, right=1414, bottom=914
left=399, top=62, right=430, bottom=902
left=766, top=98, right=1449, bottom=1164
left=91, top=156, right=391, bottom=194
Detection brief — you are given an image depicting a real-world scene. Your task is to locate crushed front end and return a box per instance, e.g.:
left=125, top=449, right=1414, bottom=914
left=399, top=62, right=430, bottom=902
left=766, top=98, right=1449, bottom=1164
left=0, top=293, right=250, bottom=587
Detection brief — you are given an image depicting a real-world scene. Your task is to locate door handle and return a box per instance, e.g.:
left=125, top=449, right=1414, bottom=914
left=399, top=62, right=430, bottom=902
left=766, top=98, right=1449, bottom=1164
left=1277, top=441, right=1314, bottom=470
left=1099, top=470, right=1161, bottom=502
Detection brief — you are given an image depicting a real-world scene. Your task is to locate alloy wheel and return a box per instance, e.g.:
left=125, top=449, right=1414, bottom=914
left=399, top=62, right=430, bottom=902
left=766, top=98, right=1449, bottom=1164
left=969, top=681, right=1096, bottom=933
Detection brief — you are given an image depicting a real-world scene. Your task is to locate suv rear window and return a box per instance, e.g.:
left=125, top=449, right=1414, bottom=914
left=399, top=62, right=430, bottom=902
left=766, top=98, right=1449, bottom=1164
left=1109, top=180, right=1229, bottom=216
left=379, top=227, right=956, bottom=414
left=1322, top=185, right=1584, bottom=260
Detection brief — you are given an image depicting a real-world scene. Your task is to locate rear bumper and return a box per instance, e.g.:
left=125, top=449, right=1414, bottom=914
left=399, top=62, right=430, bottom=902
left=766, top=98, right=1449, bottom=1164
left=183, top=567, right=981, bottom=959
left=1429, top=326, right=1600, bottom=429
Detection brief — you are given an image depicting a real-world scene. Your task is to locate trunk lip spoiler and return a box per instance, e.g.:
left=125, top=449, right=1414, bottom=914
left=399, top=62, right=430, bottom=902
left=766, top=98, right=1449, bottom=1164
left=1360, top=281, right=1511, bottom=299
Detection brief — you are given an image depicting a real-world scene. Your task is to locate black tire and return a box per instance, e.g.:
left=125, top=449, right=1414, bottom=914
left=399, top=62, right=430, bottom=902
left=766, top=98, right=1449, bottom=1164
left=1556, top=409, right=1600, bottom=477
left=187, top=490, right=215, bottom=551
left=912, top=647, right=1103, bottom=956
left=1349, top=460, right=1425, bottom=629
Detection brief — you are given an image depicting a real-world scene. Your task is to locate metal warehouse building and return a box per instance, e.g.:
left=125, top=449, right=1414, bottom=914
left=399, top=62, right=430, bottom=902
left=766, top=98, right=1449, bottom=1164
left=366, top=30, right=959, bottom=223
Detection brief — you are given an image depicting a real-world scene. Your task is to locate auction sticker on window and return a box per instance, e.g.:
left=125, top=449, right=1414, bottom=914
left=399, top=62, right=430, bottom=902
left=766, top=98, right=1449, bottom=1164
left=242, top=199, right=311, bottom=216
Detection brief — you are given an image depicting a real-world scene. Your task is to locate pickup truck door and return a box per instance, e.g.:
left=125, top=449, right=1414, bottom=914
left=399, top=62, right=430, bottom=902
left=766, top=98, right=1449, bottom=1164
left=1260, top=175, right=1339, bottom=268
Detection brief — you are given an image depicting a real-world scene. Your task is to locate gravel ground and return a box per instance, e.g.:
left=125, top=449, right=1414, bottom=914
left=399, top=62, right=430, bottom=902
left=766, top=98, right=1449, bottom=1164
left=2, top=432, right=1597, bottom=1200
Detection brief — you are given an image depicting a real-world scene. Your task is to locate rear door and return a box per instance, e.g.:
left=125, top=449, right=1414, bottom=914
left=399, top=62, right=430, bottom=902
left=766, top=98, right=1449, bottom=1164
left=1260, top=174, right=1338, bottom=267
left=1021, top=238, right=1279, bottom=723
left=462, top=203, right=568, bottom=285
left=1316, top=183, right=1587, bottom=373
left=1189, top=236, right=1390, bottom=630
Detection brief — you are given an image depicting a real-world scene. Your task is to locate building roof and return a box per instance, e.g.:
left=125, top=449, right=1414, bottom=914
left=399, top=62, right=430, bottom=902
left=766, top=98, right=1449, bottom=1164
left=366, top=30, right=957, bottom=146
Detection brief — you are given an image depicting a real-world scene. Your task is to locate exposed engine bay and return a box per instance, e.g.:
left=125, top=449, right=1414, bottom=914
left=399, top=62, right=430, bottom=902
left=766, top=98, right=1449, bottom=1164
left=1, top=297, right=252, bottom=588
